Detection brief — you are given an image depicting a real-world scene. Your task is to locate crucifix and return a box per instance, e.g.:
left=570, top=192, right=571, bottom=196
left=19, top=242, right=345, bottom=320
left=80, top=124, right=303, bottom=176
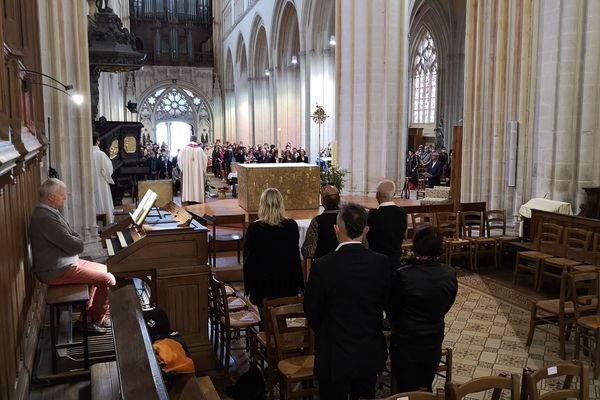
left=311, top=104, right=328, bottom=157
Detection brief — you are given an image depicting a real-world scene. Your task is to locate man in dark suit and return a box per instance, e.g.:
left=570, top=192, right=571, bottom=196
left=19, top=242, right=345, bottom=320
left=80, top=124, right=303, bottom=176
left=367, top=179, right=408, bottom=268
left=158, top=149, right=173, bottom=179
left=426, top=151, right=444, bottom=187
left=304, top=203, right=391, bottom=400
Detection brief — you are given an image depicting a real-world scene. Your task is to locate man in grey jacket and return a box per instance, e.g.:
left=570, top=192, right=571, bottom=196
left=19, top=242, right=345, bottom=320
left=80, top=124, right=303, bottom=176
left=29, top=178, right=115, bottom=333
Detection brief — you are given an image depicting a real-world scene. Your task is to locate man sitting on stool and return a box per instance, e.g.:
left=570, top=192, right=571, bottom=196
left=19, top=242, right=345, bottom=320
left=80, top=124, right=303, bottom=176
left=29, top=178, right=116, bottom=333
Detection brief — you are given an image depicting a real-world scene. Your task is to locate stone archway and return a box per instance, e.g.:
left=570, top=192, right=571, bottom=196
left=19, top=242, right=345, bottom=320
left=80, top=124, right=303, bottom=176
left=138, top=85, right=214, bottom=143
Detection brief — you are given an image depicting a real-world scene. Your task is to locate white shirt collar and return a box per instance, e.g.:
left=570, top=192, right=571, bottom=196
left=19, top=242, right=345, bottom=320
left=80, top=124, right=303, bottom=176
left=335, top=241, right=363, bottom=251
left=37, top=202, right=61, bottom=216
left=378, top=201, right=395, bottom=208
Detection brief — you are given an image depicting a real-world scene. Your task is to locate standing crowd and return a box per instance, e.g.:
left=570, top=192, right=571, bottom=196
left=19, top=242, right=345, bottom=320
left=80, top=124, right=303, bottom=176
left=244, top=181, right=458, bottom=399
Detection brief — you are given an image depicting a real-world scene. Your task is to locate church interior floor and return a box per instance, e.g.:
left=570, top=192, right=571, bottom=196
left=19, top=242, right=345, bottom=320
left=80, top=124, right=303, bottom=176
left=79, top=184, right=600, bottom=398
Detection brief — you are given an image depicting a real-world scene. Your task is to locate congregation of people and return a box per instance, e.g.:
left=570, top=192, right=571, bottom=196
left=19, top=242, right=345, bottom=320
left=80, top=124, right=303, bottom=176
left=244, top=182, right=458, bottom=399
left=57, top=132, right=458, bottom=399
left=406, top=144, right=452, bottom=188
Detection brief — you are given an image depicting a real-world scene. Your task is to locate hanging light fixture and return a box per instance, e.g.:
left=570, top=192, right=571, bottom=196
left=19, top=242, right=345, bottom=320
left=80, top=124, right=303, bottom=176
left=329, top=35, right=336, bottom=46
left=291, top=55, right=298, bottom=65
left=264, top=68, right=270, bottom=76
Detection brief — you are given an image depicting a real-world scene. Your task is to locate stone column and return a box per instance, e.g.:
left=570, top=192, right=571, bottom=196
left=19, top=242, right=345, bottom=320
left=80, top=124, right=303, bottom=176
left=38, top=0, right=97, bottom=241
left=337, top=0, right=410, bottom=194
left=462, top=0, right=538, bottom=214
left=533, top=0, right=600, bottom=209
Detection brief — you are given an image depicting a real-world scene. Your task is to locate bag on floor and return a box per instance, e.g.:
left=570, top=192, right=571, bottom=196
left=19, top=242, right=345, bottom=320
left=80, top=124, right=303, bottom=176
left=226, top=362, right=266, bottom=400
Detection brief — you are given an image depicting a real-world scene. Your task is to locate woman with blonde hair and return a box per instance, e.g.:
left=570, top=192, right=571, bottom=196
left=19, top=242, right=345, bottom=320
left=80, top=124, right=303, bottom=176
left=243, top=188, right=304, bottom=308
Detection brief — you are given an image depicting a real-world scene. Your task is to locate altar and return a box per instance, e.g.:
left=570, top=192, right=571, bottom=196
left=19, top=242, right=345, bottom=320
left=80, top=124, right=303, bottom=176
left=236, top=163, right=321, bottom=211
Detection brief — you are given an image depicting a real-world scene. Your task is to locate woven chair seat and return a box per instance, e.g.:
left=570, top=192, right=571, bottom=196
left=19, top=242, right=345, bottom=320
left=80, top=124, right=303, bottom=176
left=227, top=297, right=247, bottom=311
left=278, top=355, right=315, bottom=379
left=224, top=310, right=260, bottom=328
left=544, top=258, right=583, bottom=268
left=577, top=315, right=600, bottom=330
left=536, top=299, right=575, bottom=314
left=519, top=251, right=553, bottom=259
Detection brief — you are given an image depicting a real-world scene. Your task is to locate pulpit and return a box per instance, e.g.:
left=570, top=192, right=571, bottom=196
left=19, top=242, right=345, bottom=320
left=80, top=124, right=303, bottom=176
left=236, top=163, right=320, bottom=211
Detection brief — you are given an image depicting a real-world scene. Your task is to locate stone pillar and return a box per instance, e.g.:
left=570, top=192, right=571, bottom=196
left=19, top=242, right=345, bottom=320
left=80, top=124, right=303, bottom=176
left=38, top=0, right=97, bottom=241
left=533, top=0, right=600, bottom=209
left=462, top=0, right=538, bottom=214
left=337, top=0, right=410, bottom=193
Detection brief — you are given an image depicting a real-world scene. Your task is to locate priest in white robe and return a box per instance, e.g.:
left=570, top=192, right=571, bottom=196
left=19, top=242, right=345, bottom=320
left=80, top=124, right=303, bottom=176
left=92, top=133, right=115, bottom=223
left=179, top=135, right=208, bottom=204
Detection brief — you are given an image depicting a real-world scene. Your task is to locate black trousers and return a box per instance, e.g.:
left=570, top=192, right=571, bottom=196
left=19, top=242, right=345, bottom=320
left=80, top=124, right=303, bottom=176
left=390, top=341, right=442, bottom=393
left=318, top=375, right=376, bottom=400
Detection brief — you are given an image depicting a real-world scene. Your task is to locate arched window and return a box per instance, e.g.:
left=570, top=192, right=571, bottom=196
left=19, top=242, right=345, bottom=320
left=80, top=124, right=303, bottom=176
left=138, top=86, right=213, bottom=146
left=411, top=32, right=437, bottom=124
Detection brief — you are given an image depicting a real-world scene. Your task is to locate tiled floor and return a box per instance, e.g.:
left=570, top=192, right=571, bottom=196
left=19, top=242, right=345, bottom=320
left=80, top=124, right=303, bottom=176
left=431, top=271, right=600, bottom=399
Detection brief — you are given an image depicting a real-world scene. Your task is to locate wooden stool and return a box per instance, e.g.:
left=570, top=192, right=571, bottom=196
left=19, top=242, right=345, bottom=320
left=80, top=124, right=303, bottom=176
left=46, top=284, right=90, bottom=373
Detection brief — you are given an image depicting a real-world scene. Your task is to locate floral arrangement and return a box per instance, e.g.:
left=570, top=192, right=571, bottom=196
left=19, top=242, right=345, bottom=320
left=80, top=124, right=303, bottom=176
left=320, top=166, right=349, bottom=192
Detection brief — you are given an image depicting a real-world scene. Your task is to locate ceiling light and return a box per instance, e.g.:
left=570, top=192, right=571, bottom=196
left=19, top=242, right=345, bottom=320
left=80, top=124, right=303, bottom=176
left=291, top=56, right=298, bottom=65
left=329, top=35, right=336, bottom=46
left=264, top=69, right=270, bottom=76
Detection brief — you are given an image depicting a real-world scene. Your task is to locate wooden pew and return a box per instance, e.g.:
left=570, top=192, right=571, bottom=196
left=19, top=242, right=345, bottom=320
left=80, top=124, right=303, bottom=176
left=91, top=280, right=217, bottom=400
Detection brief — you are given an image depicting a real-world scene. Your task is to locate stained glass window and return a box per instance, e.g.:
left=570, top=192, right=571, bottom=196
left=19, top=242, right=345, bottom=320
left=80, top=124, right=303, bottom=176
left=412, top=32, right=437, bottom=124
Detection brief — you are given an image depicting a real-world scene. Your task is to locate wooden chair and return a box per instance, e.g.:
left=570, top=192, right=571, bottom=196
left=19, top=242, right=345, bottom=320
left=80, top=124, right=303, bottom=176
left=526, top=271, right=575, bottom=359
left=384, top=391, right=443, bottom=400
left=539, top=228, right=593, bottom=292
left=445, top=374, right=520, bottom=400
left=462, top=210, right=497, bottom=271
left=416, top=167, right=428, bottom=200
left=209, top=274, right=260, bottom=375
left=521, top=361, right=589, bottom=400
left=270, top=299, right=317, bottom=400
left=254, top=296, right=305, bottom=400
left=571, top=270, right=600, bottom=378
left=486, top=209, right=521, bottom=266
left=514, top=223, right=563, bottom=291
left=436, top=211, right=471, bottom=269
left=436, top=347, right=453, bottom=383
left=203, top=214, right=246, bottom=266
left=248, top=213, right=260, bottom=224
left=405, top=213, right=435, bottom=253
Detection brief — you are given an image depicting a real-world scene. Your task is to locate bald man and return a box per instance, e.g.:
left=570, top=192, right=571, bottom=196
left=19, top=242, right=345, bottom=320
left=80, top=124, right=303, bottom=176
left=366, top=180, right=408, bottom=268
left=301, top=185, right=341, bottom=259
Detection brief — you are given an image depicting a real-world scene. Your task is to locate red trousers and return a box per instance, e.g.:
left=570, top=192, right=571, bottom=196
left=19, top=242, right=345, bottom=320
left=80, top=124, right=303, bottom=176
left=48, top=260, right=116, bottom=323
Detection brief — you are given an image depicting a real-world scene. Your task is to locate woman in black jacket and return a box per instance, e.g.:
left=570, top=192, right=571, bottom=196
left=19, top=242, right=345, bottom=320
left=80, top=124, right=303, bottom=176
left=243, top=188, right=304, bottom=309
left=388, top=226, right=458, bottom=392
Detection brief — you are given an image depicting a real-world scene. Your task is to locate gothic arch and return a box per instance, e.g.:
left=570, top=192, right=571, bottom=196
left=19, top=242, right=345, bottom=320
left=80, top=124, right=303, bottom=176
left=272, top=0, right=301, bottom=146
left=138, top=83, right=214, bottom=142
left=303, top=0, right=335, bottom=53
left=249, top=14, right=270, bottom=77
left=271, top=0, right=301, bottom=67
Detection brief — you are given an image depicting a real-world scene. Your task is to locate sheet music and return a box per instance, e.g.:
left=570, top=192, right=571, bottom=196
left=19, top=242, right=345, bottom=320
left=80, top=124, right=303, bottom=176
left=130, top=189, right=159, bottom=226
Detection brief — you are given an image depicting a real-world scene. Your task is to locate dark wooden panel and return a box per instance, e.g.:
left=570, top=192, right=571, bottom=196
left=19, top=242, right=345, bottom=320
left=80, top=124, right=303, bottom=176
left=109, top=281, right=169, bottom=400
left=530, top=210, right=600, bottom=242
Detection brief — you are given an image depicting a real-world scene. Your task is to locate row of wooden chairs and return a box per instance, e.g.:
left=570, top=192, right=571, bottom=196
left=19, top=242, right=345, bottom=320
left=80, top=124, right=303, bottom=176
left=253, top=297, right=454, bottom=400
left=208, top=275, right=260, bottom=374
left=514, top=223, right=600, bottom=291
left=403, top=210, right=519, bottom=270
left=385, top=361, right=589, bottom=400
left=528, top=270, right=600, bottom=377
